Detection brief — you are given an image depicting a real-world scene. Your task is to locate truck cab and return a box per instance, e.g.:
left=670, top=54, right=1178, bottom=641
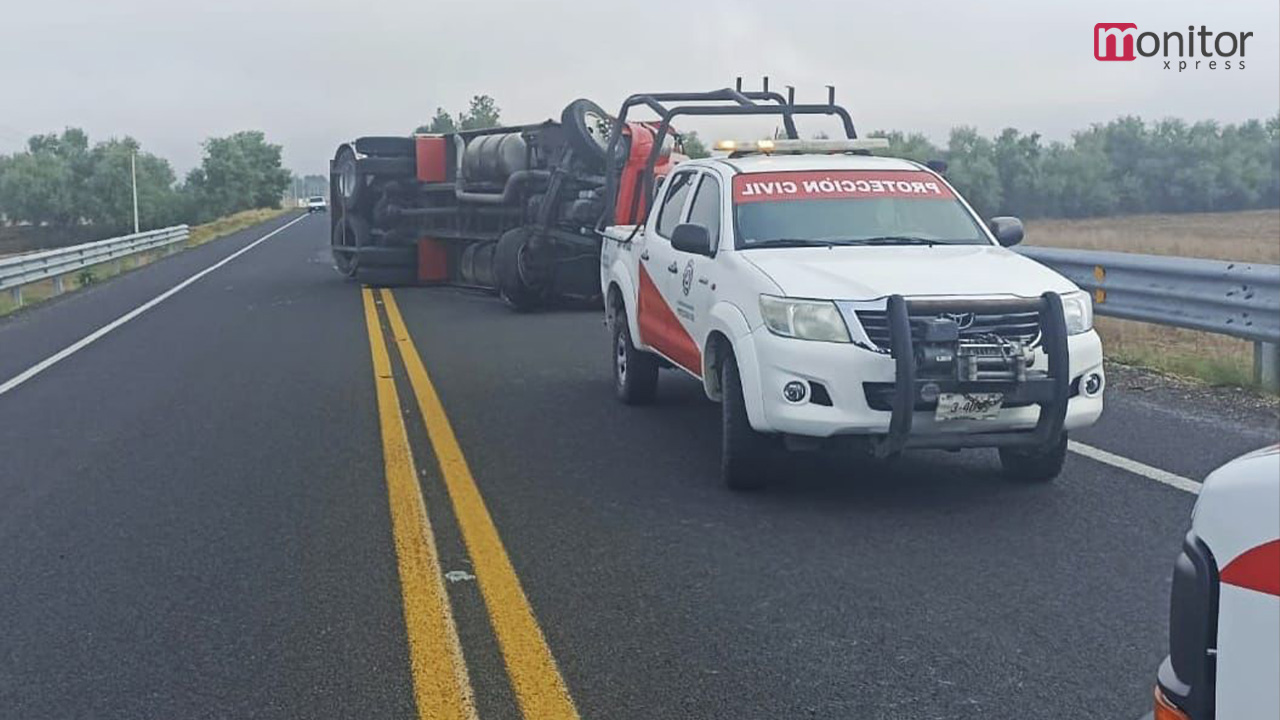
left=601, top=140, right=1105, bottom=489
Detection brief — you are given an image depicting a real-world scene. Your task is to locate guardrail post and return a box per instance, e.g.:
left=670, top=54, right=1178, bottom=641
left=53, top=276, right=65, bottom=295
left=9, top=286, right=21, bottom=308
left=1255, top=341, right=1280, bottom=392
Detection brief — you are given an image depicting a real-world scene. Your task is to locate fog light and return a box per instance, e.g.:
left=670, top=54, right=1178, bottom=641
left=783, top=381, right=807, bottom=403
left=919, top=382, right=941, bottom=404
left=1083, top=372, right=1104, bottom=397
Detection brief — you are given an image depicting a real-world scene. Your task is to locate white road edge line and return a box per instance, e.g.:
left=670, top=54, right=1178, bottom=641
left=1068, top=440, right=1201, bottom=495
left=0, top=213, right=309, bottom=398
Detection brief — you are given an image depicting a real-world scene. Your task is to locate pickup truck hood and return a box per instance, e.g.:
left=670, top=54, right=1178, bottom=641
left=740, top=244, right=1079, bottom=299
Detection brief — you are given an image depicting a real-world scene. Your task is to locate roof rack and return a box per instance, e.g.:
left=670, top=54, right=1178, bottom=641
left=597, top=77, right=860, bottom=232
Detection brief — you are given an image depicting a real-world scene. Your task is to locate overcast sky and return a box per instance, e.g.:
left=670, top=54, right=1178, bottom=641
left=2, top=0, right=1277, bottom=176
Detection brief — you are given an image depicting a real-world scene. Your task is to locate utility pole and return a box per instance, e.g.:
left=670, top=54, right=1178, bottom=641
left=130, top=151, right=140, bottom=234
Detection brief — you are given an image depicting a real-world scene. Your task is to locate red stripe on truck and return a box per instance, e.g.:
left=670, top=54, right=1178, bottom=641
left=636, top=263, right=702, bottom=377
left=1220, top=539, right=1280, bottom=597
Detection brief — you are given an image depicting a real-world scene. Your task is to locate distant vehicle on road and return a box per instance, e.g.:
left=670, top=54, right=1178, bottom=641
left=1153, top=445, right=1279, bottom=720
left=306, top=196, right=328, bottom=213
left=601, top=113, right=1105, bottom=489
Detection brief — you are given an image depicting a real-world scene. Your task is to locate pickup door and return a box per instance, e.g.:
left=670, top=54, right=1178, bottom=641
left=633, top=167, right=722, bottom=377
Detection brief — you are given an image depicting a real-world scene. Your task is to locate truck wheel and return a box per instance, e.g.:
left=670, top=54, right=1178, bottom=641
left=612, top=314, right=658, bottom=404
left=334, top=145, right=368, bottom=211
left=332, top=212, right=367, bottom=278
left=721, top=351, right=772, bottom=491
left=999, top=432, right=1068, bottom=483
left=560, top=98, right=613, bottom=167
left=353, top=136, right=414, bottom=158
left=494, top=227, right=549, bottom=311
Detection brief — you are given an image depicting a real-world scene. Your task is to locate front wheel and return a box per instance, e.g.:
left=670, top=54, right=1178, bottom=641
left=721, top=352, right=773, bottom=491
left=999, top=432, right=1068, bottom=483
left=612, top=315, right=658, bottom=405
left=494, top=227, right=550, bottom=311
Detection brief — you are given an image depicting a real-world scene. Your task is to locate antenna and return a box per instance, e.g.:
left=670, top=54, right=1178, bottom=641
left=827, top=85, right=836, bottom=106
left=735, top=76, right=743, bottom=93
left=762, top=76, right=770, bottom=93
left=786, top=85, right=795, bottom=105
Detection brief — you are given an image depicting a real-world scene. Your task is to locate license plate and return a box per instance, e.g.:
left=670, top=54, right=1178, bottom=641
left=935, top=392, right=1004, bottom=421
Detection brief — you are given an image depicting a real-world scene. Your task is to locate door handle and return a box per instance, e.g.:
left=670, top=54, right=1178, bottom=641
left=640, top=250, right=650, bottom=260
left=667, top=262, right=679, bottom=273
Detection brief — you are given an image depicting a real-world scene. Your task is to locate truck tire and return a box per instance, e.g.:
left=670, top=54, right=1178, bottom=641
left=334, top=145, right=368, bottom=212
left=721, top=351, right=772, bottom=491
left=560, top=98, right=613, bottom=167
left=332, top=212, right=367, bottom=277
left=999, top=432, right=1068, bottom=483
left=494, top=227, right=549, bottom=311
left=358, top=245, right=417, bottom=268
left=612, top=313, right=658, bottom=404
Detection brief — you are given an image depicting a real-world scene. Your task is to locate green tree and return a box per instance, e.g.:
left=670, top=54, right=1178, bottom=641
left=185, top=131, right=290, bottom=221
left=416, top=107, right=457, bottom=134
left=459, top=95, right=501, bottom=130
left=84, top=138, right=181, bottom=233
left=945, top=127, right=1003, bottom=217
left=682, top=131, right=710, bottom=159
left=871, top=131, right=942, bottom=163
left=0, top=128, right=95, bottom=226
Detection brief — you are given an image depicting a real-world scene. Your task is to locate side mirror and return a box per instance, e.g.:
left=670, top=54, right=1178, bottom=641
left=925, top=159, right=948, bottom=174
left=671, top=223, right=713, bottom=256
left=988, top=216, right=1024, bottom=247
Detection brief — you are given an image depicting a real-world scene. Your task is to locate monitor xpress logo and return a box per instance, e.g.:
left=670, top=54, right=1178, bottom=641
left=1094, top=23, right=1253, bottom=70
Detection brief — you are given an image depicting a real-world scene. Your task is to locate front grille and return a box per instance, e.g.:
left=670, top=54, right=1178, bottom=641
left=854, top=299, right=1042, bottom=351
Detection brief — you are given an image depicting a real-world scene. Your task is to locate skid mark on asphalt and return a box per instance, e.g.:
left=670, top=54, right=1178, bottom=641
left=363, top=288, right=478, bottom=720
left=0, top=213, right=308, bottom=398
left=381, top=289, right=581, bottom=720
left=1068, top=440, right=1200, bottom=494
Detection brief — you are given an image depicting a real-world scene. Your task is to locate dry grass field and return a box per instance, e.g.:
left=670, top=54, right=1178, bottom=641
left=1027, top=209, right=1280, bottom=389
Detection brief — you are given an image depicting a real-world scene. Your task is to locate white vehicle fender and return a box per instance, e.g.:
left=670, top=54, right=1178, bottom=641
left=701, top=301, right=767, bottom=431
left=604, top=259, right=643, bottom=348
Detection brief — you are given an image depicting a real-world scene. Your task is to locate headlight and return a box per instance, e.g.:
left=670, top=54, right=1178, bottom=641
left=1061, top=290, right=1093, bottom=335
left=759, top=295, right=851, bottom=342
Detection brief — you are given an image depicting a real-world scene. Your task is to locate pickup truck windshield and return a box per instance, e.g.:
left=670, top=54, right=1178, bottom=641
left=732, top=170, right=989, bottom=248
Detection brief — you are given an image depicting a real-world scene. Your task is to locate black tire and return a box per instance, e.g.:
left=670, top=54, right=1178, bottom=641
left=494, top=227, right=549, bottom=311
left=721, top=351, right=772, bottom=491
left=612, top=313, right=658, bottom=405
left=353, top=136, right=415, bottom=158
left=999, top=432, right=1068, bottom=483
left=333, top=145, right=368, bottom=212
left=356, top=265, right=417, bottom=287
left=332, top=212, right=368, bottom=278
left=560, top=98, right=614, bottom=167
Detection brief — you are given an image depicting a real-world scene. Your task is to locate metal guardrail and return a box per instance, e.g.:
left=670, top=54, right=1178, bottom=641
left=0, top=225, right=190, bottom=307
left=1019, top=246, right=1280, bottom=389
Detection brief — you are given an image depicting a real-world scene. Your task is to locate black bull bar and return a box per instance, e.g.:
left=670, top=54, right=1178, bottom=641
left=873, top=292, right=1071, bottom=457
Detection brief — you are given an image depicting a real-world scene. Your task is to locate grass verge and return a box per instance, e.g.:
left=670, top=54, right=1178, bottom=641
left=0, top=207, right=294, bottom=318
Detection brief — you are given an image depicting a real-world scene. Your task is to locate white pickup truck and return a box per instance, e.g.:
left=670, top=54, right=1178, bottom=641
left=600, top=139, right=1105, bottom=489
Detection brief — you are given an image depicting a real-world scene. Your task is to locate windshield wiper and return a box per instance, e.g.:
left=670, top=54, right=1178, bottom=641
left=744, top=238, right=835, bottom=249
left=822, top=235, right=944, bottom=246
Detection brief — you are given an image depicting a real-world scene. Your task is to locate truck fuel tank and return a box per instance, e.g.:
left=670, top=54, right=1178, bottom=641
left=461, top=132, right=529, bottom=183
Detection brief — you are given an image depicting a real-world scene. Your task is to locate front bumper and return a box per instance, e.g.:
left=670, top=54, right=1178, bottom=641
left=749, top=293, right=1104, bottom=450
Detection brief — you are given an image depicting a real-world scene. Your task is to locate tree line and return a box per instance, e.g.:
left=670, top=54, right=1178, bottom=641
left=874, top=114, right=1280, bottom=218
left=0, top=129, right=291, bottom=236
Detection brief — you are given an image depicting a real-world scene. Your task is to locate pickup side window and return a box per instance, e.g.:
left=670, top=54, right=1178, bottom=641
left=655, top=171, right=695, bottom=239
left=685, top=175, right=722, bottom=252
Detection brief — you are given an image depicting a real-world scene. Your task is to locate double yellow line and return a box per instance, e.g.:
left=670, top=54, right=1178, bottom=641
left=362, top=288, right=580, bottom=720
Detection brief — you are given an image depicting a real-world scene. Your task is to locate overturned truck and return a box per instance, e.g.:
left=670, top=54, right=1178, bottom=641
left=328, top=82, right=839, bottom=309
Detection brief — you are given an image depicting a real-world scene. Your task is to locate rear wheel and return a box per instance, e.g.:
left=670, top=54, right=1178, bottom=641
left=333, top=145, right=368, bottom=212
left=612, top=314, right=658, bottom=404
left=494, top=227, right=550, bottom=311
left=999, top=432, right=1068, bottom=483
left=331, top=212, right=367, bottom=277
left=721, top=351, right=772, bottom=491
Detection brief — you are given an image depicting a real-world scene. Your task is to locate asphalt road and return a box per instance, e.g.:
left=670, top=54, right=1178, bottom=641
left=1, top=213, right=1275, bottom=719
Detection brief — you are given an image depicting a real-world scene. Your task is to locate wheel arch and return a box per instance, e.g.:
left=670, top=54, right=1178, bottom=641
left=701, top=302, right=768, bottom=430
